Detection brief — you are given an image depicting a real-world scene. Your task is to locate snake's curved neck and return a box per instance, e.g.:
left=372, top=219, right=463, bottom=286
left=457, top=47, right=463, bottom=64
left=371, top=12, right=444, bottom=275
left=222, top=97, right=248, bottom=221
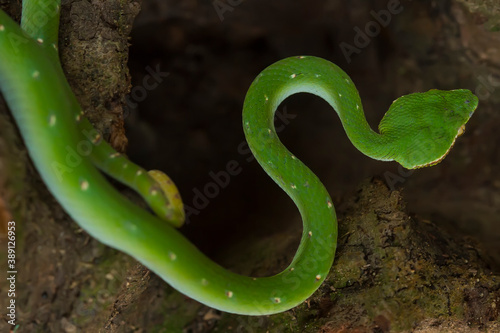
left=312, top=85, right=394, bottom=162
left=245, top=57, right=394, bottom=163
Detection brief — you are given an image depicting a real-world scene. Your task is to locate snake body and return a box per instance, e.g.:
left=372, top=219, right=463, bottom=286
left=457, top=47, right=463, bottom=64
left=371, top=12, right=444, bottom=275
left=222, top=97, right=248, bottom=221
left=0, top=1, right=478, bottom=315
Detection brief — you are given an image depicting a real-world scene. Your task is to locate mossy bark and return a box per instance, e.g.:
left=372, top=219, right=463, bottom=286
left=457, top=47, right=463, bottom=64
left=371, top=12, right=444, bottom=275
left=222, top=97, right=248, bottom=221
left=0, top=1, right=141, bottom=332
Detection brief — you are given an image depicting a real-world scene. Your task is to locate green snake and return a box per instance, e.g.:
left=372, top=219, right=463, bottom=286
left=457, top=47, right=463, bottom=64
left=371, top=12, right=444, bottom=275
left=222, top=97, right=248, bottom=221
left=0, top=0, right=478, bottom=316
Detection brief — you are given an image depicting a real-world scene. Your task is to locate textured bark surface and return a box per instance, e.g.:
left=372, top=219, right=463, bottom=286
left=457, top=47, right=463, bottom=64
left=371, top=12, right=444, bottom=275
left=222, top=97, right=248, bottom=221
left=0, top=0, right=499, bottom=332
left=0, top=1, right=141, bottom=332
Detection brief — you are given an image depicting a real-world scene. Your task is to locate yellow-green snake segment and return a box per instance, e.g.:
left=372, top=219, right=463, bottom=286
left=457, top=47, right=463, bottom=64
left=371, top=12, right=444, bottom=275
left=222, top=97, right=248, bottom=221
left=0, top=0, right=478, bottom=315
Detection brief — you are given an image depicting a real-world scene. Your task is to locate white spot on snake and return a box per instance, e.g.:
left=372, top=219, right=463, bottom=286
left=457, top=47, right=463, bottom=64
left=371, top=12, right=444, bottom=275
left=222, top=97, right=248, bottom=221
left=264, top=94, right=269, bottom=101
left=37, top=38, right=43, bottom=44
left=201, top=278, right=209, bottom=286
left=345, top=78, right=350, bottom=84
left=290, top=74, right=296, bottom=79
left=109, top=152, right=120, bottom=158
left=291, top=155, right=296, bottom=159
left=308, top=231, right=312, bottom=237
left=291, top=183, right=296, bottom=189
left=290, top=267, right=295, bottom=272
left=52, top=43, right=58, bottom=51
left=168, top=252, right=177, bottom=261
left=80, top=180, right=89, bottom=191
left=0, top=25, right=4, bottom=31
left=315, top=275, right=321, bottom=281
left=327, top=200, right=333, bottom=208
left=356, top=104, right=360, bottom=110
left=338, top=93, right=342, bottom=97
left=48, top=114, right=56, bottom=127
left=267, top=128, right=272, bottom=134
left=315, top=74, right=321, bottom=78
left=75, top=114, right=82, bottom=122
left=32, top=71, right=40, bottom=79
left=226, top=291, right=233, bottom=298
left=136, top=170, right=143, bottom=176
left=274, top=297, right=281, bottom=304
left=124, top=221, right=137, bottom=232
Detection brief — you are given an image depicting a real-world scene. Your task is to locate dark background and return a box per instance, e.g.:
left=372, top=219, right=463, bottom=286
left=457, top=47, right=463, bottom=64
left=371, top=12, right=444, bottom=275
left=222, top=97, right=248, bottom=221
left=124, top=0, right=499, bottom=267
